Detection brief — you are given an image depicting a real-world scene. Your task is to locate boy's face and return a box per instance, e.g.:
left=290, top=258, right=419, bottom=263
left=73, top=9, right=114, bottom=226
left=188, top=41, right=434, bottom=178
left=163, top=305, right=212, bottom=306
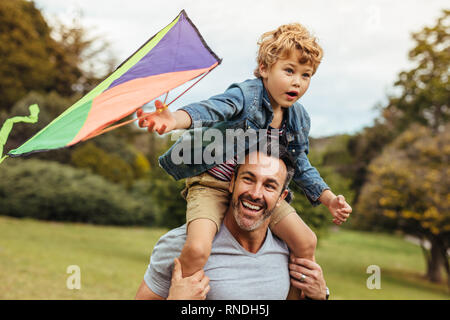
left=259, top=50, right=313, bottom=110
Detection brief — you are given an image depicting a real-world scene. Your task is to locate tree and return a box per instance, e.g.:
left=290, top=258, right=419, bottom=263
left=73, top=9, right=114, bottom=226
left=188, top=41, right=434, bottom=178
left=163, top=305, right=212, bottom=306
left=0, top=0, right=57, bottom=112
left=347, top=9, right=449, bottom=207
left=289, top=137, right=355, bottom=239
left=384, top=10, right=449, bottom=132
left=356, top=124, right=449, bottom=285
left=0, top=0, right=115, bottom=112
left=49, top=10, right=117, bottom=95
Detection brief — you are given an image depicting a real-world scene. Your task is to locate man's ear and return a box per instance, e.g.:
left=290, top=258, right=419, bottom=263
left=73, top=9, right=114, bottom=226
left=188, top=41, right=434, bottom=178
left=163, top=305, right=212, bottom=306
left=276, top=189, right=289, bottom=207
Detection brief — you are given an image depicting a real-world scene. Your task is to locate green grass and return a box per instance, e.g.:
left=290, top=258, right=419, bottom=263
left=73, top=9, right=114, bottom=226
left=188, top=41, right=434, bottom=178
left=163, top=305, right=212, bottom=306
left=316, top=228, right=449, bottom=299
left=0, top=216, right=448, bottom=300
left=0, top=216, right=168, bottom=299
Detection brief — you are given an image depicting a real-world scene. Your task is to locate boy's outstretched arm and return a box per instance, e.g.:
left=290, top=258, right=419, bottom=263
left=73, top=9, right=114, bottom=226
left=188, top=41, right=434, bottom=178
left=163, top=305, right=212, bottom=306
left=318, top=190, right=352, bottom=225
left=137, top=100, right=192, bottom=134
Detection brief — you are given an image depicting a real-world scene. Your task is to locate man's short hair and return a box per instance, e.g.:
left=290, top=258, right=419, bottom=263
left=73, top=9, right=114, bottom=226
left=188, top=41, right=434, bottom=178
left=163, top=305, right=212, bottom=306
left=235, top=141, right=295, bottom=191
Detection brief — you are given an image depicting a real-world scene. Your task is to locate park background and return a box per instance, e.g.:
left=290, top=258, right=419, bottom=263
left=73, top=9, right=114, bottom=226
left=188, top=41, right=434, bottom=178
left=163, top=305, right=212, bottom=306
left=0, top=0, right=448, bottom=299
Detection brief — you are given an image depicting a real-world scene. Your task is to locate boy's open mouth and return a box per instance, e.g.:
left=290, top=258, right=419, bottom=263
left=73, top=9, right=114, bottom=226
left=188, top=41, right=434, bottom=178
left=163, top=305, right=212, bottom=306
left=286, top=91, right=298, bottom=97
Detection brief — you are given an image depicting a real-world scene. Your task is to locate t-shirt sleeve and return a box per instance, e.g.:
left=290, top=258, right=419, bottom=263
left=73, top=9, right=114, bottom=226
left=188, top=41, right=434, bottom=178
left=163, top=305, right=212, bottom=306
left=143, top=225, right=187, bottom=298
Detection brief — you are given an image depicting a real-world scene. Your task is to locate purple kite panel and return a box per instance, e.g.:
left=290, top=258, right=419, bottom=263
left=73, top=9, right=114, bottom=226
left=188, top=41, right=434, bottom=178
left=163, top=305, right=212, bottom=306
left=108, top=12, right=219, bottom=90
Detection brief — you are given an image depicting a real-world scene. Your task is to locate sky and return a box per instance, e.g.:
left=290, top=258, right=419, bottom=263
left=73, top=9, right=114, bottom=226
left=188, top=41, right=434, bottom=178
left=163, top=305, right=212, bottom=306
left=34, top=0, right=448, bottom=137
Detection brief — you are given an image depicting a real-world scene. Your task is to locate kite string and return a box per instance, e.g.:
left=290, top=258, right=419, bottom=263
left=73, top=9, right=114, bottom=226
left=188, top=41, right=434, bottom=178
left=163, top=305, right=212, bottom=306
left=166, top=66, right=215, bottom=107
left=82, top=65, right=217, bottom=142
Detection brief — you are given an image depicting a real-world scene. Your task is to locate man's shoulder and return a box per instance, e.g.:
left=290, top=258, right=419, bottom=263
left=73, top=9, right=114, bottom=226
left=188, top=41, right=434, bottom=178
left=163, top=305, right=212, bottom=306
left=150, top=225, right=187, bottom=268
left=144, top=225, right=187, bottom=298
left=153, top=224, right=187, bottom=253
left=266, top=229, right=290, bottom=255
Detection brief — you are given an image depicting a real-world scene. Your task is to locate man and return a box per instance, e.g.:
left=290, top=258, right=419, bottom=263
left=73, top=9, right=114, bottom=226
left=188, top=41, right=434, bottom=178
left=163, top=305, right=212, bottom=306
left=135, top=144, right=328, bottom=300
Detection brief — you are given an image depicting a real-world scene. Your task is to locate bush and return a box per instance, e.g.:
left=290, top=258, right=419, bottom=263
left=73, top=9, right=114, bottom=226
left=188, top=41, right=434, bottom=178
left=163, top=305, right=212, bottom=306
left=71, top=142, right=135, bottom=188
left=131, top=166, right=186, bottom=229
left=0, top=159, right=156, bottom=226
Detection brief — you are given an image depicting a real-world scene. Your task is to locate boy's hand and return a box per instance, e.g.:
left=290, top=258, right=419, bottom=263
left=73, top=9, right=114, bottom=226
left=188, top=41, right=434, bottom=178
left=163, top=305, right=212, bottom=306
left=327, top=195, right=352, bottom=225
left=137, top=100, right=177, bottom=135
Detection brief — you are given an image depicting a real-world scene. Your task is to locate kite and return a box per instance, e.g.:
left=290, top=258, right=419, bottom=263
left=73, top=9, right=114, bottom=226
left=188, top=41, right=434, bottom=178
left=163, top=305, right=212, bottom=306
left=0, top=104, right=39, bottom=164
left=4, top=10, right=221, bottom=161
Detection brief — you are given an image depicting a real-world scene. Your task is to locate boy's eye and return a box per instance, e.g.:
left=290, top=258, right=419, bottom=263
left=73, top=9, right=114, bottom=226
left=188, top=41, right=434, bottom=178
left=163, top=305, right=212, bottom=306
left=285, top=68, right=294, bottom=74
left=303, top=73, right=311, bottom=78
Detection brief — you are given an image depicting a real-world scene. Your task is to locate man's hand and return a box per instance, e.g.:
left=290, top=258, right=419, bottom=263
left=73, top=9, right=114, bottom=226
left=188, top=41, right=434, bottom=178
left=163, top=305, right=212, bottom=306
left=289, top=256, right=327, bottom=300
left=167, top=258, right=210, bottom=300
left=328, top=195, right=352, bottom=225
left=137, top=100, right=178, bottom=135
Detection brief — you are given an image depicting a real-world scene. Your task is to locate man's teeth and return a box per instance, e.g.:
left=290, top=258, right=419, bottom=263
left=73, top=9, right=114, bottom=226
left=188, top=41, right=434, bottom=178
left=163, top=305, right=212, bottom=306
left=242, top=201, right=262, bottom=211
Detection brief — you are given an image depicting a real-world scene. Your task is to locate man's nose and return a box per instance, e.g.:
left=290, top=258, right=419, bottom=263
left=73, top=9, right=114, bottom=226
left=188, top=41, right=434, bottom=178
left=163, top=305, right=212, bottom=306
left=248, top=183, right=263, bottom=200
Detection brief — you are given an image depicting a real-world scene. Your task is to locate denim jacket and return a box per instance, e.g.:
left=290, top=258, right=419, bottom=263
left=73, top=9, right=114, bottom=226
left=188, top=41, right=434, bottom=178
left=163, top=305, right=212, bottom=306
left=158, top=78, right=329, bottom=206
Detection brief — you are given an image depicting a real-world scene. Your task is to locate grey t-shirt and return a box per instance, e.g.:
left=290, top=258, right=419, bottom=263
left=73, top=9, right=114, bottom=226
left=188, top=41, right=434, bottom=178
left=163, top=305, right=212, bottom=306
left=144, top=223, right=290, bottom=300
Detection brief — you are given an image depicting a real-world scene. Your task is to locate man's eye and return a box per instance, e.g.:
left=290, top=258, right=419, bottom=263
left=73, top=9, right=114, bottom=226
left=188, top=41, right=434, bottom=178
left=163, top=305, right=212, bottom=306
left=265, top=184, right=276, bottom=190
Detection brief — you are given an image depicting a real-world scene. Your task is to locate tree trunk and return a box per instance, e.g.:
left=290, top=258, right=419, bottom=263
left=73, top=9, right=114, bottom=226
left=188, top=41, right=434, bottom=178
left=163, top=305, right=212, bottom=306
left=426, top=237, right=446, bottom=283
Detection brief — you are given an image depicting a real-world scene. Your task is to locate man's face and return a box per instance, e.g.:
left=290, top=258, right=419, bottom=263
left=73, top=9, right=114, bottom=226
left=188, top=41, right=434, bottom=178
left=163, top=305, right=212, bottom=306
left=229, top=152, right=288, bottom=232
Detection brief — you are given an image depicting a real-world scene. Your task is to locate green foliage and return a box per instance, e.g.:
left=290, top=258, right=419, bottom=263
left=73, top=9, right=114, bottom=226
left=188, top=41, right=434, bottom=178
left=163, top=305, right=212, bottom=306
left=345, top=10, right=449, bottom=210
left=0, top=158, right=156, bottom=226
left=385, top=10, right=449, bottom=132
left=346, top=120, right=396, bottom=203
left=289, top=139, right=355, bottom=238
left=0, top=0, right=115, bottom=112
left=355, top=124, right=450, bottom=283
left=71, top=142, right=135, bottom=188
left=132, top=165, right=186, bottom=229
left=356, top=124, right=450, bottom=236
left=0, top=0, right=56, bottom=112
left=90, top=132, right=151, bottom=179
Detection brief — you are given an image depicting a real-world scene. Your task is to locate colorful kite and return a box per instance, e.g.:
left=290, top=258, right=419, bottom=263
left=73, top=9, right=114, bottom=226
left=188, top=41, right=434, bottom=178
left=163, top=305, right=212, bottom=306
left=5, top=10, right=221, bottom=159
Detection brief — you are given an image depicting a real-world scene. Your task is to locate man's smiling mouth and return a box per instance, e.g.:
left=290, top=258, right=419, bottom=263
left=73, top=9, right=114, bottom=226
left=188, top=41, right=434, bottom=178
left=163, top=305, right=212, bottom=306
left=241, top=200, right=263, bottom=211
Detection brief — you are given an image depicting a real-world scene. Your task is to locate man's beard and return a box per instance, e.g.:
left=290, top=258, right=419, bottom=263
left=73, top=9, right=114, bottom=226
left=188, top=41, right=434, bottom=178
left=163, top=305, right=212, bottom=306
left=231, top=193, right=277, bottom=232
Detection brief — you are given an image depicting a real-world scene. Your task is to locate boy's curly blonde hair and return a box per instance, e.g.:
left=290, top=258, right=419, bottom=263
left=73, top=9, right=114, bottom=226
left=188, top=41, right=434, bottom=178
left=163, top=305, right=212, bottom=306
left=254, top=23, right=323, bottom=78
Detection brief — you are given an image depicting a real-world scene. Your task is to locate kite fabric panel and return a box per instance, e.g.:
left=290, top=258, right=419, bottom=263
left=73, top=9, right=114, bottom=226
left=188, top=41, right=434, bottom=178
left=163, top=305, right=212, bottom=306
left=8, top=10, right=221, bottom=157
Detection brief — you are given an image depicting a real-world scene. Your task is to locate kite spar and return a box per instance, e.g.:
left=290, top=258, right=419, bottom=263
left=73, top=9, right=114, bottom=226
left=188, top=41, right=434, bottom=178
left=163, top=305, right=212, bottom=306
left=6, top=10, right=221, bottom=158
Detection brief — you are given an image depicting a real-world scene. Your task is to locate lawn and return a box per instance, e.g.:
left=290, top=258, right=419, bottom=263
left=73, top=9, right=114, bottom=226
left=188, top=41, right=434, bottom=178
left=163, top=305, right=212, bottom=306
left=0, top=216, right=448, bottom=299
left=316, top=228, right=449, bottom=299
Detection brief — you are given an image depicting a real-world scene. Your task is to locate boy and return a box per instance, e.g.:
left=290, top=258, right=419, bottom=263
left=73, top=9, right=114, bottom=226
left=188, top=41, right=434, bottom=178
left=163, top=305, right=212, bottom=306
left=137, top=23, right=352, bottom=277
